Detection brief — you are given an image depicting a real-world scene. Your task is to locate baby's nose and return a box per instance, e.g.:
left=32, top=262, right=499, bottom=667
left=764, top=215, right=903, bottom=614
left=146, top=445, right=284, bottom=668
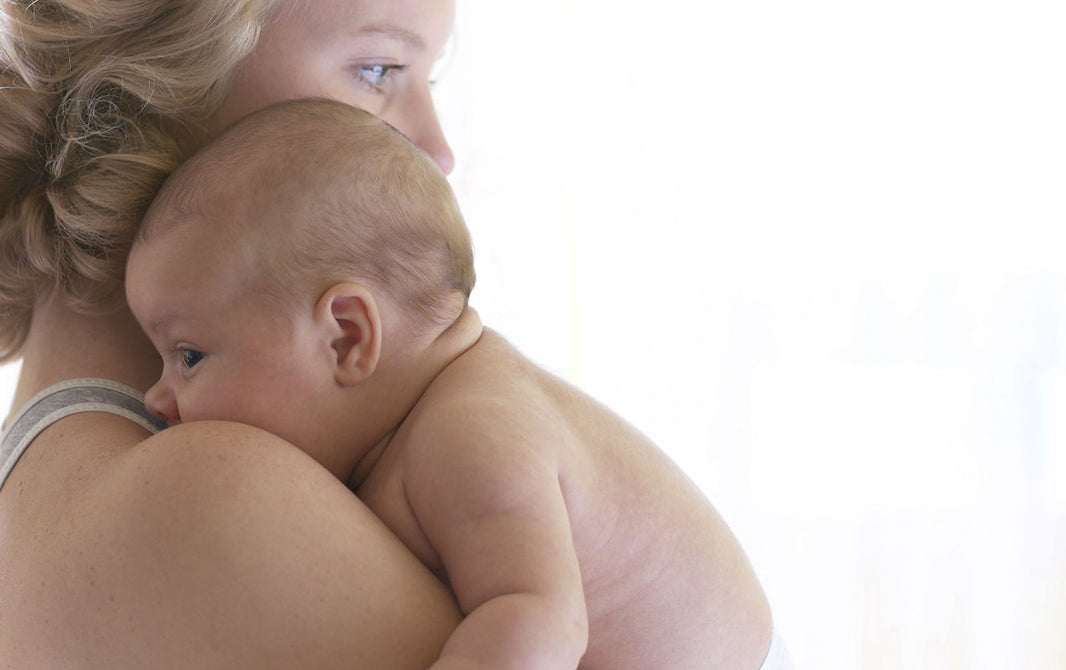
left=144, top=380, right=180, bottom=425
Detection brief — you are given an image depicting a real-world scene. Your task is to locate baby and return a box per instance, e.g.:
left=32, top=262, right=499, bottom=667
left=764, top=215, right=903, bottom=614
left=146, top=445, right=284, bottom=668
left=126, top=98, right=788, bottom=670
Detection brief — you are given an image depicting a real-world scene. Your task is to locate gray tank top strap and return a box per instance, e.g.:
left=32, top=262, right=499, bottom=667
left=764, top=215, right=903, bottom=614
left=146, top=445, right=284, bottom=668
left=0, top=377, right=167, bottom=491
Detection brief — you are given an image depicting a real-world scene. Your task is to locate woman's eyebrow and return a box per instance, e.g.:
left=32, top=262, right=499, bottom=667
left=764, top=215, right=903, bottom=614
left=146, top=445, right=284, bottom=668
left=352, top=25, right=427, bottom=51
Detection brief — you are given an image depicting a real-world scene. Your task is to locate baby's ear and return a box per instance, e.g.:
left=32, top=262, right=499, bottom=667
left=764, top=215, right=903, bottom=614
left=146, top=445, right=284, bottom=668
left=314, top=282, right=382, bottom=386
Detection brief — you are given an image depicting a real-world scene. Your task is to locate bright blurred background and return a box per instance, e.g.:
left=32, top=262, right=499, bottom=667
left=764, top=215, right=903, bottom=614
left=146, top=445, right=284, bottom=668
left=3, top=0, right=1064, bottom=667
left=434, top=1, right=1066, bottom=668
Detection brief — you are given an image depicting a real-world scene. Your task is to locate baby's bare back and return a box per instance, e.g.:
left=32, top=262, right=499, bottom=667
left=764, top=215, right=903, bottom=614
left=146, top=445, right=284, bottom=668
left=362, top=329, right=771, bottom=669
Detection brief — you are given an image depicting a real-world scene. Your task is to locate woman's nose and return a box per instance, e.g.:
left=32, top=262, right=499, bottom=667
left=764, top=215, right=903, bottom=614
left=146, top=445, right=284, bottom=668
left=403, top=92, right=455, bottom=175
left=418, top=121, right=455, bottom=176
left=144, top=380, right=179, bottom=425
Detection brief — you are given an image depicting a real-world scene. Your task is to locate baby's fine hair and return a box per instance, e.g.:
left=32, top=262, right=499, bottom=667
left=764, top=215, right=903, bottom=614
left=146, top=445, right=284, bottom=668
left=142, top=98, right=476, bottom=335
left=0, top=0, right=286, bottom=361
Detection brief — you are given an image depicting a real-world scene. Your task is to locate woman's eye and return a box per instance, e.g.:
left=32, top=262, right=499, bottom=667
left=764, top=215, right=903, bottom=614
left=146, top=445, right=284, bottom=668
left=357, top=64, right=404, bottom=92
left=180, top=349, right=205, bottom=369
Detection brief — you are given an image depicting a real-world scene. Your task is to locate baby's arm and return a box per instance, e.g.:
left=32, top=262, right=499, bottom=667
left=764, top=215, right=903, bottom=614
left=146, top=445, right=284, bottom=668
left=403, top=399, right=589, bottom=670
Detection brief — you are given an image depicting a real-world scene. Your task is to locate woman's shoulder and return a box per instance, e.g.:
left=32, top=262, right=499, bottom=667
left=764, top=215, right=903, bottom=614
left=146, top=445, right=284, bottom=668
left=111, top=421, right=458, bottom=666
left=115, top=420, right=356, bottom=529
left=124, top=419, right=337, bottom=497
left=5, top=420, right=459, bottom=668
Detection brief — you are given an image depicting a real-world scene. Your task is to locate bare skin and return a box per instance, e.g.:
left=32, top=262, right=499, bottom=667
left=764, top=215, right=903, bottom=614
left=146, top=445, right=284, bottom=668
left=0, top=0, right=467, bottom=666
left=357, top=329, right=773, bottom=670
left=0, top=296, right=462, bottom=669
left=130, top=242, right=772, bottom=669
left=127, top=104, right=774, bottom=669
left=134, top=284, right=772, bottom=669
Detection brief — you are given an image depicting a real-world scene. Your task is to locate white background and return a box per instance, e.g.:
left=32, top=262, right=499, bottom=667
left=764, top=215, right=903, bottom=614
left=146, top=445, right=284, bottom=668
left=435, top=2, right=1066, bottom=668
left=4, top=1, right=1065, bottom=667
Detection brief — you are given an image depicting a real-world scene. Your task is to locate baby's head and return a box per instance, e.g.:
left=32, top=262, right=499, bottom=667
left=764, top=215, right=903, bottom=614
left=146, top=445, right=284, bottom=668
left=126, top=99, right=475, bottom=451
left=135, top=97, right=475, bottom=337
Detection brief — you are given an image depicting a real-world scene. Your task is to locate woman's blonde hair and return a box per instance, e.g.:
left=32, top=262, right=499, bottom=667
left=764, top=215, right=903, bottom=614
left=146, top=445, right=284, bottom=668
left=0, top=0, right=283, bottom=361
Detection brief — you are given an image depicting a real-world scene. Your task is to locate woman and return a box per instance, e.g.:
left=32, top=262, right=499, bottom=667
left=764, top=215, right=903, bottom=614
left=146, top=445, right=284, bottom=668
left=0, top=0, right=464, bottom=666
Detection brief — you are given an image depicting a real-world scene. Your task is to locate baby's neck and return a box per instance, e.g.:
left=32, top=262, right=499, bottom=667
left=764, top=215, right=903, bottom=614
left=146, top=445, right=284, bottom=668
left=347, top=307, right=483, bottom=488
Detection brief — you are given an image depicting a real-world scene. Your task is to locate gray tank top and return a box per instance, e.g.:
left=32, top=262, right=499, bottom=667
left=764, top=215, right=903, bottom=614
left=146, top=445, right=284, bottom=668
left=0, top=378, right=167, bottom=492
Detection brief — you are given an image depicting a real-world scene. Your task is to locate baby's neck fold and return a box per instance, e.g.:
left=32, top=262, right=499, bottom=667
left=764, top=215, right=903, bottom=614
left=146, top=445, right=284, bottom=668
left=346, top=307, right=483, bottom=489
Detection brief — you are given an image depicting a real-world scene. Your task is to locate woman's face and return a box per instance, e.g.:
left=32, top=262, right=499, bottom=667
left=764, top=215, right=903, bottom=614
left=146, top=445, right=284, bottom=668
left=207, top=0, right=456, bottom=173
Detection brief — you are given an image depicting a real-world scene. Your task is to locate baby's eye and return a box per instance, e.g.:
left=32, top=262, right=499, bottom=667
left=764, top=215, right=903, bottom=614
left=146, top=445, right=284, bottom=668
left=180, top=349, right=205, bottom=369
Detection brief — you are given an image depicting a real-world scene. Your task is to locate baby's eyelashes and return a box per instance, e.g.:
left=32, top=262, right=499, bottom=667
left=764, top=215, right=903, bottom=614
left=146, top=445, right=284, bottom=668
left=180, top=348, right=205, bottom=370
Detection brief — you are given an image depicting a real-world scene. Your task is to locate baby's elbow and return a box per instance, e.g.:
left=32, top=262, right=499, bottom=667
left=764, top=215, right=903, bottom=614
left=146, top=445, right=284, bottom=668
left=571, top=598, right=591, bottom=642
left=554, top=593, right=590, bottom=660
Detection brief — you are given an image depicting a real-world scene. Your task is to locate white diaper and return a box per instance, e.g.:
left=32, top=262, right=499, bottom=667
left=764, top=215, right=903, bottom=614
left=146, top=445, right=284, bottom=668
left=759, top=630, right=793, bottom=670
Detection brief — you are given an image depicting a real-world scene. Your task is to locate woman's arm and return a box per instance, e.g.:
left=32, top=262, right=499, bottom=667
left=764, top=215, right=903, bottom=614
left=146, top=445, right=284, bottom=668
left=84, top=420, right=461, bottom=669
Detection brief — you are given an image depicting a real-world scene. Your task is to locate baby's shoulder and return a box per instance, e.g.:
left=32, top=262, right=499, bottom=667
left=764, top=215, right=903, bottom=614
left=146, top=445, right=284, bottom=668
left=404, top=333, right=573, bottom=464
left=421, top=334, right=545, bottom=416
left=433, top=328, right=547, bottom=397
